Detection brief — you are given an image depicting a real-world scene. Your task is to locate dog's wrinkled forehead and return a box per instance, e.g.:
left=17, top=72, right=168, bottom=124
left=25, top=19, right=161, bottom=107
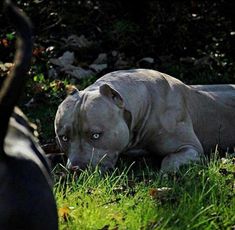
left=75, top=91, right=119, bottom=127
left=55, top=94, right=79, bottom=128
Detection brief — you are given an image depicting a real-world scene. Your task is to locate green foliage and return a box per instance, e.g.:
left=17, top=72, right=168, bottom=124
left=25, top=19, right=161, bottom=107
left=33, top=73, right=45, bottom=83
left=23, top=72, right=71, bottom=142
left=32, top=73, right=69, bottom=96
left=54, top=157, right=235, bottom=229
left=6, top=32, right=15, bottom=41
left=77, top=76, right=97, bottom=90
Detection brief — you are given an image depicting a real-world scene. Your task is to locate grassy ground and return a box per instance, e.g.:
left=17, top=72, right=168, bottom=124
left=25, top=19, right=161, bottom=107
left=54, top=155, right=235, bottom=230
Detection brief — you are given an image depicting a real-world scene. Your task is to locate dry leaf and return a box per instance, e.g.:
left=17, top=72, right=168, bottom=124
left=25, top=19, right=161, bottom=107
left=66, top=84, right=77, bottom=95
left=33, top=47, right=45, bottom=57
left=58, top=206, right=70, bottom=221
left=1, top=39, right=9, bottom=47
left=149, top=187, right=172, bottom=200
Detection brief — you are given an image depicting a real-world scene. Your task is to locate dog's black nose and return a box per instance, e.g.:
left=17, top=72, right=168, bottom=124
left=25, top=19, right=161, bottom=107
left=66, top=159, right=87, bottom=171
left=66, top=160, right=76, bottom=170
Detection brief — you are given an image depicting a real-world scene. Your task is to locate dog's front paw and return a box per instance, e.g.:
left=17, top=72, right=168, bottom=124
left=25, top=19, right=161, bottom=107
left=160, top=147, right=201, bottom=173
left=160, top=155, right=180, bottom=173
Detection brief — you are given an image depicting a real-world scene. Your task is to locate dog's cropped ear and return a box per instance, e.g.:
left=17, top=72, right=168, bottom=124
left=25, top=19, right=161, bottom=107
left=99, top=84, right=124, bottom=108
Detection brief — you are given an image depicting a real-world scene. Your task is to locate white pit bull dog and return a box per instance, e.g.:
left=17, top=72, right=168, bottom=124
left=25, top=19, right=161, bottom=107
left=55, top=69, right=235, bottom=172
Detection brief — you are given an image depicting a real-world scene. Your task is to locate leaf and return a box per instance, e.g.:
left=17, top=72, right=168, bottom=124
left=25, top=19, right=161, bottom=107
left=58, top=206, right=70, bottom=222
left=66, top=84, right=77, bottom=94
left=149, top=188, right=158, bottom=198
left=33, top=83, right=44, bottom=93
left=33, top=47, right=45, bottom=57
left=6, top=33, right=15, bottom=41
left=33, top=73, right=45, bottom=83
left=149, top=187, right=172, bottom=201
left=1, top=39, right=9, bottom=47
left=50, top=80, right=65, bottom=91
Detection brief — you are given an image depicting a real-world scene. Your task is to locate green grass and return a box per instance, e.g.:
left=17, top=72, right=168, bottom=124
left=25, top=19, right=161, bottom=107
left=53, top=156, right=235, bottom=230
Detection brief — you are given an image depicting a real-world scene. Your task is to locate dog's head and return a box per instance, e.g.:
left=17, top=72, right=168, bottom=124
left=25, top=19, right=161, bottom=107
left=55, top=84, right=131, bottom=172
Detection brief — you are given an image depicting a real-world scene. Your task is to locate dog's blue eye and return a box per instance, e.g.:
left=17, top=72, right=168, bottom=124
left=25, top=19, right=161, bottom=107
left=91, top=133, right=100, bottom=140
left=62, top=135, right=68, bottom=142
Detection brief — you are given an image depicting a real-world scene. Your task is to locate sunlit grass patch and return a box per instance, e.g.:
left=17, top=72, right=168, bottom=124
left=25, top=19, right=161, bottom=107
left=54, top=156, right=235, bottom=229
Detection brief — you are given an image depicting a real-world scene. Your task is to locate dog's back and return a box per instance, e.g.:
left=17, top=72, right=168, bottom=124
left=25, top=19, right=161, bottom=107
left=0, top=109, right=58, bottom=229
left=0, top=1, right=58, bottom=229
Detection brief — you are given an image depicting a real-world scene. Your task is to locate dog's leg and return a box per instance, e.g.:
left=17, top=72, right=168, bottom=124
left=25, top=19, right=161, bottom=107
left=0, top=0, right=32, bottom=150
left=161, top=146, right=202, bottom=172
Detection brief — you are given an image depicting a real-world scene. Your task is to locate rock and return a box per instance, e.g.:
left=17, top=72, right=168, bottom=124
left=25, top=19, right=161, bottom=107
left=49, top=51, right=94, bottom=79
left=194, top=56, right=214, bottom=68
left=50, top=51, right=75, bottom=67
left=137, top=57, right=155, bottom=68
left=139, top=57, right=154, bottom=64
left=48, top=67, right=58, bottom=79
left=115, top=59, right=129, bottom=69
left=62, top=35, right=92, bottom=49
left=180, top=56, right=196, bottom=64
left=111, top=50, right=118, bottom=57
left=62, top=65, right=94, bottom=79
left=159, top=55, right=173, bottom=62
left=114, top=53, right=130, bottom=69
left=89, top=63, right=107, bottom=73
left=93, top=53, right=107, bottom=64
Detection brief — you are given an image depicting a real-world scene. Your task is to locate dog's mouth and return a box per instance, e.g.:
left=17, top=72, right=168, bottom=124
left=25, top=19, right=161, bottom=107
left=66, top=161, right=115, bottom=175
left=66, top=151, right=119, bottom=174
